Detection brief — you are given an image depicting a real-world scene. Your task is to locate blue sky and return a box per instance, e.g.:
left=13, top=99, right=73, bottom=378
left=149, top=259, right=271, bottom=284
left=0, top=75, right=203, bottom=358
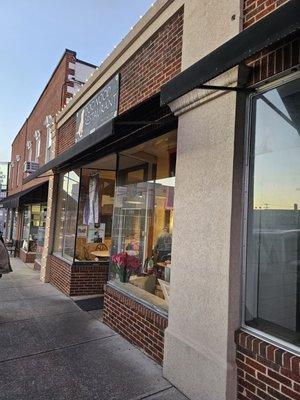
left=0, top=0, right=154, bottom=161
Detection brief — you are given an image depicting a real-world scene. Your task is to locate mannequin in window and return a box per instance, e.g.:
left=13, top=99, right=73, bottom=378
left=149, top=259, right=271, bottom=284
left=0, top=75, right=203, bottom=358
left=154, top=226, right=172, bottom=261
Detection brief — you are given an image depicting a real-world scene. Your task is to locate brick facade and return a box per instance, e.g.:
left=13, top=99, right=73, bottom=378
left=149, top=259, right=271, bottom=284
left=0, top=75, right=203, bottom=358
left=56, top=7, right=183, bottom=156
left=118, top=7, right=183, bottom=114
left=235, top=4, right=300, bottom=400
left=49, top=255, right=108, bottom=296
left=9, top=50, right=77, bottom=196
left=243, top=0, right=289, bottom=29
left=19, top=248, right=35, bottom=264
left=236, top=331, right=300, bottom=400
left=243, top=0, right=299, bottom=86
left=103, top=284, right=168, bottom=364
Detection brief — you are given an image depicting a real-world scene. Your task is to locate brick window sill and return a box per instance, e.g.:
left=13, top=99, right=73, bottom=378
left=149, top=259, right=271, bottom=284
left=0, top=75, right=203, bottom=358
left=107, top=280, right=168, bottom=319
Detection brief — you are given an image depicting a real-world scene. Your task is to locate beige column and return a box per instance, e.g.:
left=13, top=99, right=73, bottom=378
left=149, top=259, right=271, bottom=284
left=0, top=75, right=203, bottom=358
left=40, top=175, right=55, bottom=283
left=163, top=69, right=242, bottom=400
left=40, top=120, right=57, bottom=283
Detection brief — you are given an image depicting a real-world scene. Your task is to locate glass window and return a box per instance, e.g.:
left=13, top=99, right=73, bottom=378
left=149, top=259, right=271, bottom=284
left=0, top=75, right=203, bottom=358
left=109, top=131, right=177, bottom=312
left=53, top=170, right=80, bottom=261
left=245, top=78, right=300, bottom=346
left=75, top=169, right=116, bottom=261
left=21, top=204, right=47, bottom=254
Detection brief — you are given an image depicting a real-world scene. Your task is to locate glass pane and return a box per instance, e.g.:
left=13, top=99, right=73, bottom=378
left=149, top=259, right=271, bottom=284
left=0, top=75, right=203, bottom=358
left=63, top=171, right=80, bottom=260
left=36, top=205, right=47, bottom=261
left=53, top=174, right=67, bottom=256
left=110, top=132, right=177, bottom=312
left=245, top=78, right=300, bottom=345
left=53, top=170, right=79, bottom=261
left=75, top=169, right=116, bottom=262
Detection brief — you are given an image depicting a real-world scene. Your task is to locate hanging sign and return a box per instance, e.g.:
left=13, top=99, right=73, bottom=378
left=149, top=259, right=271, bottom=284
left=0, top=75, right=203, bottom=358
left=75, top=74, right=119, bottom=142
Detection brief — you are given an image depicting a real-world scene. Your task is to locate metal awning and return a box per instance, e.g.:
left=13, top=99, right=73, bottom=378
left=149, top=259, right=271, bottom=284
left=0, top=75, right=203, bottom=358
left=0, top=181, right=48, bottom=209
left=161, top=0, right=300, bottom=105
left=23, top=93, right=177, bottom=183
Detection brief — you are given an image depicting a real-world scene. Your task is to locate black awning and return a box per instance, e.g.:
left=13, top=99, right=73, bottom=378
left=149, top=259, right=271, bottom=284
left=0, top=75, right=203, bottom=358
left=0, top=182, right=48, bottom=209
left=23, top=94, right=177, bottom=182
left=161, top=0, right=300, bottom=105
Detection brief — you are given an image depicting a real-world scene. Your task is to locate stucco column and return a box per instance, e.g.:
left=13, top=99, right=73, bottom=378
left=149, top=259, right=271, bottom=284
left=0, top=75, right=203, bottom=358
left=163, top=68, right=241, bottom=400
left=40, top=175, right=55, bottom=283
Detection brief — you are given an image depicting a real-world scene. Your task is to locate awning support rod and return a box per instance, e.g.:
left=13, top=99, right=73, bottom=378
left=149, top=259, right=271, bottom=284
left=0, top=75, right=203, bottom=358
left=197, top=84, right=256, bottom=93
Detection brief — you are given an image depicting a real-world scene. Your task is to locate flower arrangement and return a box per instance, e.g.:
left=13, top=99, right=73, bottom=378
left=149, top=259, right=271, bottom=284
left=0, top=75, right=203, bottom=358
left=111, top=252, right=141, bottom=283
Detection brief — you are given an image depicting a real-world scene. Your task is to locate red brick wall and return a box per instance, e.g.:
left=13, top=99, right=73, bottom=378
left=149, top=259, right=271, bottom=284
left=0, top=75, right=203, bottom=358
left=243, top=0, right=299, bottom=86
left=19, top=248, right=35, bottom=264
left=248, top=36, right=300, bottom=85
left=56, top=7, right=183, bottom=155
left=243, top=0, right=289, bottom=29
left=49, top=255, right=72, bottom=295
left=118, top=7, right=183, bottom=114
left=57, top=114, right=76, bottom=155
left=8, top=50, right=76, bottom=196
left=236, top=330, right=300, bottom=400
left=49, top=255, right=108, bottom=296
left=103, top=284, right=168, bottom=364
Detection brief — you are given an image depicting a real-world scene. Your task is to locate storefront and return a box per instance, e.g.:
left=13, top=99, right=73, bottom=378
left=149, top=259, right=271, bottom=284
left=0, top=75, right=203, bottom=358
left=1, top=182, right=48, bottom=266
left=17, top=1, right=300, bottom=398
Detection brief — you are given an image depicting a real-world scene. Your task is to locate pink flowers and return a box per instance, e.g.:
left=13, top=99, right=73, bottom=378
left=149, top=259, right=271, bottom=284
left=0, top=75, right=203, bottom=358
left=111, top=252, right=141, bottom=272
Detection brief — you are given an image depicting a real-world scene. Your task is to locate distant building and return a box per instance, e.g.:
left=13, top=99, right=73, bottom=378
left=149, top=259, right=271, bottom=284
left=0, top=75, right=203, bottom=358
left=1, top=49, right=96, bottom=268
left=0, top=162, right=9, bottom=235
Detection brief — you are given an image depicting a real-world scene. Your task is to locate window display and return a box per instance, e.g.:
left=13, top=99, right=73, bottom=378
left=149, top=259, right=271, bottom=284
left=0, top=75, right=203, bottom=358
left=245, top=78, right=300, bottom=346
left=51, top=131, right=177, bottom=313
left=110, top=131, right=177, bottom=312
left=53, top=170, right=80, bottom=261
left=21, top=204, right=47, bottom=254
left=75, top=169, right=115, bottom=261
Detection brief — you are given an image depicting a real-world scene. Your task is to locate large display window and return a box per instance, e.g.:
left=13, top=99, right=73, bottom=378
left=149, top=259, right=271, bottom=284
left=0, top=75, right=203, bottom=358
left=75, top=168, right=115, bottom=261
left=53, top=170, right=80, bottom=261
left=53, top=157, right=116, bottom=263
left=22, top=204, right=47, bottom=254
left=52, top=132, right=177, bottom=312
left=109, top=131, right=177, bottom=312
left=245, top=77, right=300, bottom=347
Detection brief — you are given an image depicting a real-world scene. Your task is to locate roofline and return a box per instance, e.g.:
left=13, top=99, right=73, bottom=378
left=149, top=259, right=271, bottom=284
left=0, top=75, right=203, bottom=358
left=76, top=58, right=97, bottom=69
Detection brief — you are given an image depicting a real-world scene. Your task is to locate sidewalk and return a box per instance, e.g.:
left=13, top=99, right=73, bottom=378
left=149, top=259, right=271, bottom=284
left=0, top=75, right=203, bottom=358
left=0, top=258, right=188, bottom=400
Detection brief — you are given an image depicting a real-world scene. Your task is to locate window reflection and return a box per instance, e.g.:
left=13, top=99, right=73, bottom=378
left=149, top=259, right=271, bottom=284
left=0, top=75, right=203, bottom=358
left=245, top=78, right=300, bottom=344
left=110, top=132, right=177, bottom=312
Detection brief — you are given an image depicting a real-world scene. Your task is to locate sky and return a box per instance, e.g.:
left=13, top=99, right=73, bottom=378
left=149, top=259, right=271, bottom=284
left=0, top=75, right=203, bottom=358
left=0, top=0, right=154, bottom=162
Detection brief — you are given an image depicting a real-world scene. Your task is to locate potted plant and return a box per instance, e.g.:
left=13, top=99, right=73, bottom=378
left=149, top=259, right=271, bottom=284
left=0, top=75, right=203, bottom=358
left=111, top=252, right=141, bottom=283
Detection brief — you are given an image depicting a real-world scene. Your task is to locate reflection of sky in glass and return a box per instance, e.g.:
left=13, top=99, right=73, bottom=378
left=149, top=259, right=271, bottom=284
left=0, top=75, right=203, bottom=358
left=253, top=83, right=300, bottom=210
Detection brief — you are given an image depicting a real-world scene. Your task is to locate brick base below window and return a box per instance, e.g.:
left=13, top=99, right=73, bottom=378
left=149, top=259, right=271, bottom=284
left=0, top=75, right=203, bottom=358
left=235, top=330, right=300, bottom=399
left=33, top=260, right=41, bottom=271
left=48, top=255, right=108, bottom=296
left=19, top=249, right=35, bottom=264
left=103, top=284, right=168, bottom=365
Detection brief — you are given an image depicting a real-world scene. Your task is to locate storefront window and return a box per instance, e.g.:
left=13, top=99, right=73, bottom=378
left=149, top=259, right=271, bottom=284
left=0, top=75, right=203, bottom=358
left=245, top=78, right=300, bottom=346
left=53, top=170, right=80, bottom=261
left=109, top=131, right=177, bottom=312
left=75, top=169, right=115, bottom=261
left=12, top=209, right=18, bottom=241
left=22, top=204, right=47, bottom=254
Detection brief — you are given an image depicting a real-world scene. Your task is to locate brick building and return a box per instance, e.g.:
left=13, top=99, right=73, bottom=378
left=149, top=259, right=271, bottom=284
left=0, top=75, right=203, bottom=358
left=1, top=49, right=95, bottom=268
left=9, top=0, right=300, bottom=399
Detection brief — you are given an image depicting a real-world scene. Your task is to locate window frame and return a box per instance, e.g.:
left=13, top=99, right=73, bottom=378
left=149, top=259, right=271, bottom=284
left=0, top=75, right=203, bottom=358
left=34, top=130, right=41, bottom=162
left=241, top=71, right=300, bottom=356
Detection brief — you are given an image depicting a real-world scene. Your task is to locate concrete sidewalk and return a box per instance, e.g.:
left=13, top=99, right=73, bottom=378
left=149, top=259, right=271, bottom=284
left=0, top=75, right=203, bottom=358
left=0, top=258, right=188, bottom=400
